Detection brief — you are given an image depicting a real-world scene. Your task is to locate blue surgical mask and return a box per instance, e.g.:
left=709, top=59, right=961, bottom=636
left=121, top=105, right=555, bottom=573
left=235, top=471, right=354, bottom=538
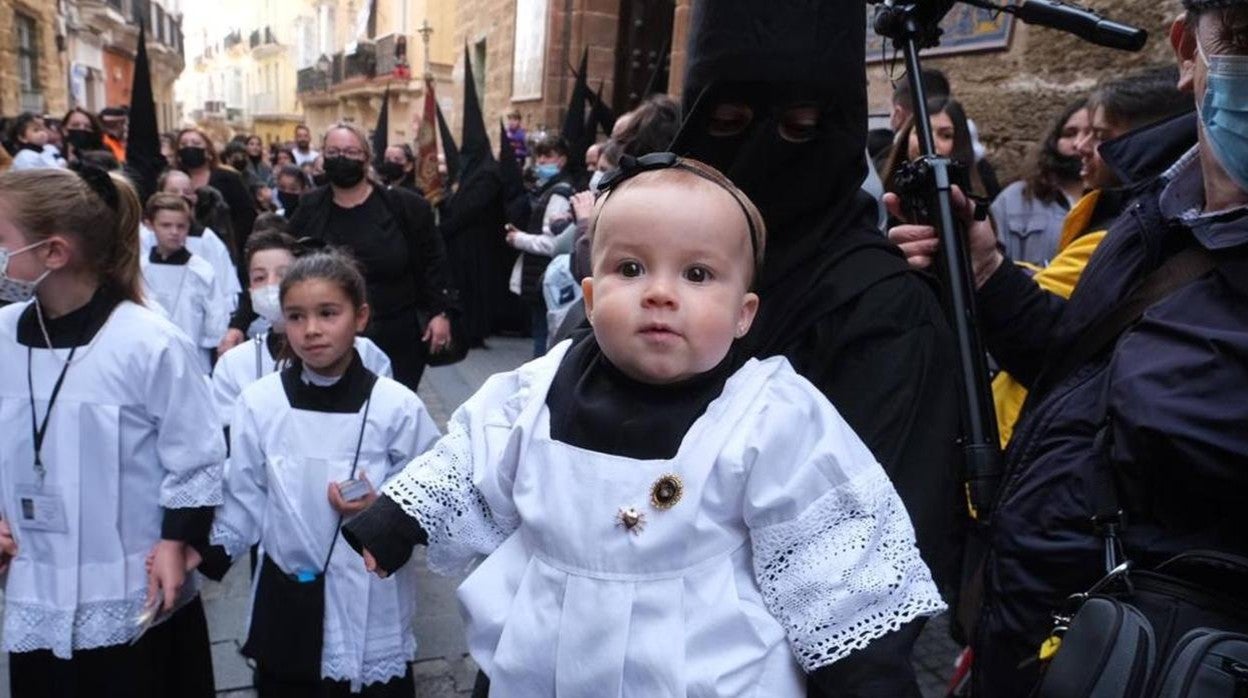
left=1198, top=39, right=1248, bottom=191
left=535, top=162, right=561, bottom=182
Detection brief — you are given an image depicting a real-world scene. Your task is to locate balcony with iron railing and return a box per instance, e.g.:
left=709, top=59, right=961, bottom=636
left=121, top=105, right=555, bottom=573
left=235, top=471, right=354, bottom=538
left=297, top=66, right=330, bottom=94
left=338, top=44, right=376, bottom=84
left=251, top=26, right=281, bottom=58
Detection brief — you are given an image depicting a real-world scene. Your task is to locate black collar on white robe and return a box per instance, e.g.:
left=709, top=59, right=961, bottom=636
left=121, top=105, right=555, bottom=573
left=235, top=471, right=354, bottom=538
left=148, top=247, right=192, bottom=265
left=546, top=333, right=737, bottom=460
left=281, top=349, right=377, bottom=413
left=16, top=285, right=121, bottom=348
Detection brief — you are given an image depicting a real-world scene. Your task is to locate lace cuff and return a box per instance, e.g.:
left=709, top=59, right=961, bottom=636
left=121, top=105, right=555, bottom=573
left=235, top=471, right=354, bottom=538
left=382, top=423, right=516, bottom=575
left=160, top=463, right=224, bottom=509
left=751, top=470, right=946, bottom=672
left=209, top=519, right=252, bottom=560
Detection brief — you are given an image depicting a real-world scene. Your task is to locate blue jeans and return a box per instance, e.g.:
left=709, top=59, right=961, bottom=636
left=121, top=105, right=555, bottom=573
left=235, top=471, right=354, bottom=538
left=528, top=299, right=548, bottom=358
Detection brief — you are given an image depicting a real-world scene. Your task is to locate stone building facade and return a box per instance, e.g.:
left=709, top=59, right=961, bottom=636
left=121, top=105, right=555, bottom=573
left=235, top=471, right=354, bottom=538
left=450, top=0, right=693, bottom=154
left=448, top=0, right=1185, bottom=182
left=0, top=0, right=69, bottom=118
left=866, top=0, right=1187, bottom=183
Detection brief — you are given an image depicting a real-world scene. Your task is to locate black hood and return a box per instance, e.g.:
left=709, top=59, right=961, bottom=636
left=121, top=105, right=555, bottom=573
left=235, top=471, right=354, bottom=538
left=460, top=44, right=495, bottom=183
left=498, top=119, right=527, bottom=201
left=436, top=100, right=461, bottom=186
left=561, top=48, right=592, bottom=177
left=671, top=0, right=868, bottom=238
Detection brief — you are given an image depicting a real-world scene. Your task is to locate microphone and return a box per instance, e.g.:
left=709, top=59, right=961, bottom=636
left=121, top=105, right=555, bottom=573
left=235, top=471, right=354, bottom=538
left=1013, top=0, right=1148, bottom=51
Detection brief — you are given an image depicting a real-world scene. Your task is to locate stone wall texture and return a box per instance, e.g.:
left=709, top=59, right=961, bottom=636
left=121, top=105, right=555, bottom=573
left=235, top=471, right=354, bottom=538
left=0, top=0, right=69, bottom=117
left=866, top=0, right=1187, bottom=183
left=446, top=0, right=1187, bottom=183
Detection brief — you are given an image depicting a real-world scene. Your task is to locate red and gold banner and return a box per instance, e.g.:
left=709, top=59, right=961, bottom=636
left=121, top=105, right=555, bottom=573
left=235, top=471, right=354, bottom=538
left=417, top=78, right=445, bottom=204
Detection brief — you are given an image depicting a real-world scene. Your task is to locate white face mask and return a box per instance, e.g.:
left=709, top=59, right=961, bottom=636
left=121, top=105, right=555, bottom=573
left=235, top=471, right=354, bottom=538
left=589, top=169, right=606, bottom=192
left=0, top=241, right=51, bottom=303
left=250, top=284, right=284, bottom=327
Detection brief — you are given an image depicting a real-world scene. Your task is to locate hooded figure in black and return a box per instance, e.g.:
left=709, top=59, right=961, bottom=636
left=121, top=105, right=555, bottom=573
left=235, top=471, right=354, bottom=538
left=672, top=3, right=963, bottom=694
left=437, top=46, right=507, bottom=346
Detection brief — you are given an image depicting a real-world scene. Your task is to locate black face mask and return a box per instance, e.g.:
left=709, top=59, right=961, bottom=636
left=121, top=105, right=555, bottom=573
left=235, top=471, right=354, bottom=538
left=65, top=129, right=102, bottom=152
left=277, top=190, right=301, bottom=217
left=377, top=161, right=406, bottom=183
left=178, top=146, right=208, bottom=169
left=324, top=156, right=366, bottom=188
left=312, top=172, right=329, bottom=187
left=673, top=82, right=866, bottom=237
left=228, top=156, right=248, bottom=171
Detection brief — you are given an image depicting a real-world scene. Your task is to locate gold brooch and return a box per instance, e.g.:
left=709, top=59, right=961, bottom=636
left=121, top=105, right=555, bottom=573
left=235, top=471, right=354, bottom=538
left=650, top=474, right=684, bottom=510
left=615, top=506, right=646, bottom=534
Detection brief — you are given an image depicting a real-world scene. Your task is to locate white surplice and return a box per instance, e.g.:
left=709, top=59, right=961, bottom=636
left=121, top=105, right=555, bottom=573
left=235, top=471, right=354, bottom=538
left=210, top=333, right=393, bottom=427
left=141, top=253, right=227, bottom=372
left=212, top=369, right=440, bottom=689
left=0, top=300, right=225, bottom=658
left=382, top=341, right=946, bottom=697
left=139, top=223, right=240, bottom=311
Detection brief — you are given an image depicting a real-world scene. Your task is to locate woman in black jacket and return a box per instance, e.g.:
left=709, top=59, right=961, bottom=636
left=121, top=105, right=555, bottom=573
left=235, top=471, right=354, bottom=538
left=286, top=122, right=455, bottom=390
left=174, top=128, right=257, bottom=262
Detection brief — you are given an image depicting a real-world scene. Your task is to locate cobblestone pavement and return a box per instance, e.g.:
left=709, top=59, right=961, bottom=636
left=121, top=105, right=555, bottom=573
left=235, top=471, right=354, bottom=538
left=0, top=335, right=960, bottom=697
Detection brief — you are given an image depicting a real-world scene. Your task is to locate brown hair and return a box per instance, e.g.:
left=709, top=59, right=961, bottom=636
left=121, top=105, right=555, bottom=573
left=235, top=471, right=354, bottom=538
left=321, top=122, right=372, bottom=164
left=175, top=127, right=219, bottom=170
left=243, top=229, right=298, bottom=268
left=144, top=192, right=191, bottom=222
left=587, top=157, right=767, bottom=284
left=279, top=248, right=368, bottom=309
left=0, top=168, right=144, bottom=304
left=882, top=97, right=986, bottom=198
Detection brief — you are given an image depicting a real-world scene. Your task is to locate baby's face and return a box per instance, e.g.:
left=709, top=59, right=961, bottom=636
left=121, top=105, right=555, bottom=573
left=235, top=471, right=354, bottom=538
left=584, top=178, right=758, bottom=384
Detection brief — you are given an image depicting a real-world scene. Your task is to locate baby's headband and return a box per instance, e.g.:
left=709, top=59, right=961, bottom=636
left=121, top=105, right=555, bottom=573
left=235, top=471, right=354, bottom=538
left=595, top=152, right=761, bottom=265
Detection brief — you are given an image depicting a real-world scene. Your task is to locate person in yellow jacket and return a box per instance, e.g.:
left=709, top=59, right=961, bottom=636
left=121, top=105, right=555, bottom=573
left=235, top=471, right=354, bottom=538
left=993, top=191, right=1109, bottom=445
left=992, top=68, right=1193, bottom=446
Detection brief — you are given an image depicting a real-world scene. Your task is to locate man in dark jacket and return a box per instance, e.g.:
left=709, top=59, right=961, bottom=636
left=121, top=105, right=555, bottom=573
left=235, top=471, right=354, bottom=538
left=888, top=2, right=1248, bottom=693
left=672, top=2, right=963, bottom=695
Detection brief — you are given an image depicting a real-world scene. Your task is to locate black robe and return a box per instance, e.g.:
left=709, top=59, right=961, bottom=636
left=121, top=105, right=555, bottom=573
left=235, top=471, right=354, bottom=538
left=437, top=162, right=510, bottom=343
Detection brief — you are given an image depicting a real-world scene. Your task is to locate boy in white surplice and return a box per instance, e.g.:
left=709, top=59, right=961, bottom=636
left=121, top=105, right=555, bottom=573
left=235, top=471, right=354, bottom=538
left=344, top=155, right=945, bottom=696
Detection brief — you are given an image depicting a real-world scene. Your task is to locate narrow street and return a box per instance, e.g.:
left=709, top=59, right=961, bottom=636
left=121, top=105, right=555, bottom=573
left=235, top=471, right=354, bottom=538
left=0, top=336, right=958, bottom=697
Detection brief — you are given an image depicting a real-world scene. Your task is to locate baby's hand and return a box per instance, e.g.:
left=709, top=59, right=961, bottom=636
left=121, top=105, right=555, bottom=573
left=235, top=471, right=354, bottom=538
left=362, top=549, right=389, bottom=579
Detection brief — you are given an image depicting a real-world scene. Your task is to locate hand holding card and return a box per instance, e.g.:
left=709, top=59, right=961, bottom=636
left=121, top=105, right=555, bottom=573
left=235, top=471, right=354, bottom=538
left=328, top=474, right=377, bottom=516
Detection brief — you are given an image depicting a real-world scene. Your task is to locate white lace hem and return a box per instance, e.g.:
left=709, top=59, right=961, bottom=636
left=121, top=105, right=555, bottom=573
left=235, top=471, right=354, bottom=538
left=209, top=519, right=252, bottom=559
left=323, top=637, right=416, bottom=692
left=2, top=590, right=148, bottom=659
left=382, top=422, right=517, bottom=576
left=752, top=470, right=947, bottom=672
left=161, top=463, right=224, bottom=509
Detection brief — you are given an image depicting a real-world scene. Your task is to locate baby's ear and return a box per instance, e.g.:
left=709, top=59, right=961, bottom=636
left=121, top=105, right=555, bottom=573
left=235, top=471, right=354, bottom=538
left=581, top=278, right=595, bottom=324
left=736, top=292, right=760, bottom=338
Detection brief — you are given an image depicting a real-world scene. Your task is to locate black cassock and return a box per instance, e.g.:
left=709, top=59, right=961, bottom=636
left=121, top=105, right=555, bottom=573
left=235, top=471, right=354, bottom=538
left=438, top=162, right=517, bottom=343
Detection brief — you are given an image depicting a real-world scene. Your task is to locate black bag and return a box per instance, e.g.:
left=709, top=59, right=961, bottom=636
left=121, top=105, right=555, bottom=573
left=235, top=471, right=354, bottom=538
left=240, top=392, right=373, bottom=681
left=1037, top=551, right=1248, bottom=698
left=419, top=296, right=469, bottom=367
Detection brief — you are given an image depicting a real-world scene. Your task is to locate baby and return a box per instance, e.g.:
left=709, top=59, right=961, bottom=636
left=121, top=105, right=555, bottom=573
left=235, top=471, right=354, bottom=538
left=344, top=154, right=944, bottom=695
